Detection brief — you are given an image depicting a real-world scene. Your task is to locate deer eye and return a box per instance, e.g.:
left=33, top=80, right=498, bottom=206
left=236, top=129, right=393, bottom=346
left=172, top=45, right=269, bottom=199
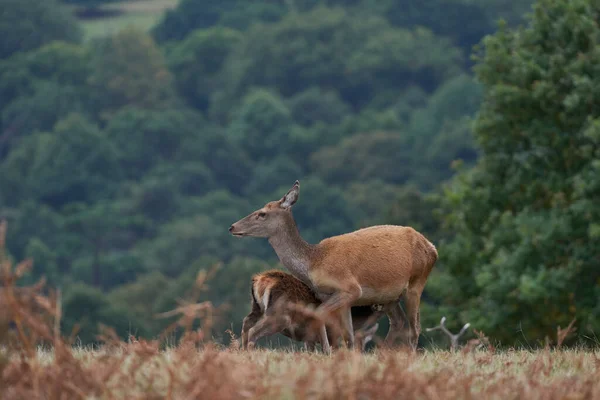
left=257, top=212, right=266, bottom=219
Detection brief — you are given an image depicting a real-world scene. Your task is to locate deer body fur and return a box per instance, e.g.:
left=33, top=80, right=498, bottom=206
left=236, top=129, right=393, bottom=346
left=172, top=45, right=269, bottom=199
left=230, top=181, right=438, bottom=350
left=242, top=269, right=383, bottom=353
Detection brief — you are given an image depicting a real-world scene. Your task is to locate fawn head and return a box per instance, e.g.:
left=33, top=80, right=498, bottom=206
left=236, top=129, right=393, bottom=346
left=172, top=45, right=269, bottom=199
left=229, top=180, right=300, bottom=238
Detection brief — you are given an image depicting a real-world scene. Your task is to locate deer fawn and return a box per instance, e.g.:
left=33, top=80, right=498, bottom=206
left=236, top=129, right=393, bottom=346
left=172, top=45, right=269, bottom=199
left=242, top=269, right=383, bottom=353
left=230, top=180, right=438, bottom=351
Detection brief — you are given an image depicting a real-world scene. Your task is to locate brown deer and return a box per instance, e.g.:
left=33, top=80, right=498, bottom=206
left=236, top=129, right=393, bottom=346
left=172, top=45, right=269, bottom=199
left=241, top=269, right=383, bottom=353
left=230, top=180, right=438, bottom=351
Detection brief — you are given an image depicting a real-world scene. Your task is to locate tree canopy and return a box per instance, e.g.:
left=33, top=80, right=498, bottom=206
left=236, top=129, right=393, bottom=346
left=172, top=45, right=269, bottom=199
left=431, top=0, right=600, bottom=346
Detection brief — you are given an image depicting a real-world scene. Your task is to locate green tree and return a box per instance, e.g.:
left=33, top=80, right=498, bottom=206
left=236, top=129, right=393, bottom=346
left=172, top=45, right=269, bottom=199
left=64, top=200, right=147, bottom=288
left=62, top=283, right=145, bottom=344
left=2, top=201, right=65, bottom=286
left=107, top=271, right=173, bottom=336
left=344, top=180, right=402, bottom=227
left=407, top=74, right=482, bottom=188
left=244, top=156, right=303, bottom=197
left=0, top=42, right=91, bottom=155
left=166, top=27, right=242, bottom=111
left=368, top=0, right=492, bottom=56
left=2, top=82, right=89, bottom=145
left=104, top=107, right=205, bottom=180
left=0, top=0, right=81, bottom=60
left=0, top=114, right=121, bottom=208
left=152, top=0, right=240, bottom=42
left=88, top=28, right=177, bottom=119
left=310, top=131, right=412, bottom=185
left=463, top=0, right=535, bottom=27
left=215, top=7, right=463, bottom=114
left=436, top=0, right=600, bottom=346
left=0, top=41, right=90, bottom=119
left=175, top=124, right=254, bottom=195
left=286, top=87, right=350, bottom=128
left=152, top=0, right=286, bottom=43
left=228, top=89, right=295, bottom=161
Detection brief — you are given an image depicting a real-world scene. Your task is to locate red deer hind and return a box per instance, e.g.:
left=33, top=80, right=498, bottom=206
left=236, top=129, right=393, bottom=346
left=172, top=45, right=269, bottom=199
left=230, top=180, right=438, bottom=350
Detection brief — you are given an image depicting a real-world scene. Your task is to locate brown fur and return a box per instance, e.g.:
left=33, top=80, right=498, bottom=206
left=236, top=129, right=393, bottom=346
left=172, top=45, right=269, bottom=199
left=230, top=181, right=438, bottom=350
left=241, top=269, right=383, bottom=352
left=310, top=225, right=437, bottom=304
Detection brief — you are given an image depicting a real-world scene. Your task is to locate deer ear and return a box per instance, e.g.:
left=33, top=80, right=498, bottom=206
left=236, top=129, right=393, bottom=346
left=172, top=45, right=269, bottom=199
left=280, top=180, right=300, bottom=209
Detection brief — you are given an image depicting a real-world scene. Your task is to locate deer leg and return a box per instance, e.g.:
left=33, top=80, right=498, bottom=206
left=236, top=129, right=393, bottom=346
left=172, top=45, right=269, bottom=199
left=241, top=311, right=262, bottom=350
left=316, top=286, right=361, bottom=350
left=247, top=314, right=287, bottom=349
left=404, top=287, right=423, bottom=350
left=318, top=323, right=331, bottom=354
left=383, top=302, right=408, bottom=348
left=342, top=307, right=355, bottom=349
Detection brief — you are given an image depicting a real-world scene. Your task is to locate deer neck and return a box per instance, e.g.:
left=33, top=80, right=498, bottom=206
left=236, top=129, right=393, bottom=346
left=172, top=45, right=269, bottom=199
left=268, top=214, right=315, bottom=287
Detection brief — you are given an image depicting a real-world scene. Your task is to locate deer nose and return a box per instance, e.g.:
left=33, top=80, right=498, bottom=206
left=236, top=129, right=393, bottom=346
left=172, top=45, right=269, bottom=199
left=229, top=225, right=234, bottom=232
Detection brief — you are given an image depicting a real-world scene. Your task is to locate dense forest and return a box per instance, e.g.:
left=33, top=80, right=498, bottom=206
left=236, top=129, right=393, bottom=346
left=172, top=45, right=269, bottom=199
left=1, top=0, right=598, bottom=348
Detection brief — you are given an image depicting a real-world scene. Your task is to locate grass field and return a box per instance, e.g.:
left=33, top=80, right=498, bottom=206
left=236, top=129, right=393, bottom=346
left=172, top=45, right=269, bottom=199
left=3, top=345, right=600, bottom=399
left=76, top=0, right=179, bottom=40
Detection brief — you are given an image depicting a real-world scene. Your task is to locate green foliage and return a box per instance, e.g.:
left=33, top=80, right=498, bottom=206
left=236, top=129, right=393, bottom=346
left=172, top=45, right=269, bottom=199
left=215, top=7, right=463, bottom=114
left=104, top=107, right=204, bottom=179
left=371, top=0, right=493, bottom=54
left=385, top=185, right=442, bottom=241
left=88, top=27, right=177, bottom=119
left=175, top=124, right=254, bottom=195
left=166, top=27, right=242, bottom=111
left=407, top=74, right=482, bottom=188
left=0, top=0, right=82, bottom=60
left=310, top=131, right=411, bottom=185
left=0, top=114, right=120, bottom=208
left=0, top=42, right=91, bottom=154
left=287, top=87, right=350, bottom=128
left=152, top=0, right=285, bottom=43
left=437, top=0, right=600, bottom=345
left=228, top=89, right=295, bottom=161
left=62, top=283, right=144, bottom=344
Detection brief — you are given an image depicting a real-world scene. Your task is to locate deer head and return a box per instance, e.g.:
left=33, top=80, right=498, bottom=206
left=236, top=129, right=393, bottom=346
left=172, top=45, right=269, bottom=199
left=229, top=181, right=300, bottom=238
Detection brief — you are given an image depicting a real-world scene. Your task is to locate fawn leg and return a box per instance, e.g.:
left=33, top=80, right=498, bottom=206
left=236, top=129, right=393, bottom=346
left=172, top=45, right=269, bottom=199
left=247, top=314, right=287, bottom=349
left=319, top=323, right=331, bottom=354
left=241, top=298, right=262, bottom=350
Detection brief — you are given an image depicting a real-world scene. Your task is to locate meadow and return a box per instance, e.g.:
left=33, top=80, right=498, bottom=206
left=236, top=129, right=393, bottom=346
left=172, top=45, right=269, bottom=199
left=3, top=340, right=600, bottom=398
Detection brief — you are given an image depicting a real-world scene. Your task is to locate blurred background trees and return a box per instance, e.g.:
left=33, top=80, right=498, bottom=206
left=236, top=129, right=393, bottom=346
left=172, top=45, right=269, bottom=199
left=2, top=0, right=597, bottom=349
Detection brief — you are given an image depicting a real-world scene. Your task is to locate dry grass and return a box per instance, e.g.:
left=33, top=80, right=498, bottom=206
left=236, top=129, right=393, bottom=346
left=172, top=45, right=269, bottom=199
left=2, top=220, right=600, bottom=399
left=3, top=344, right=600, bottom=399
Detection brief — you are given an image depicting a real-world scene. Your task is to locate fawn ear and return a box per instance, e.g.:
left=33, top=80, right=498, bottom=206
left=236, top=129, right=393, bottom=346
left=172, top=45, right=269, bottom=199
left=280, top=180, right=300, bottom=209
